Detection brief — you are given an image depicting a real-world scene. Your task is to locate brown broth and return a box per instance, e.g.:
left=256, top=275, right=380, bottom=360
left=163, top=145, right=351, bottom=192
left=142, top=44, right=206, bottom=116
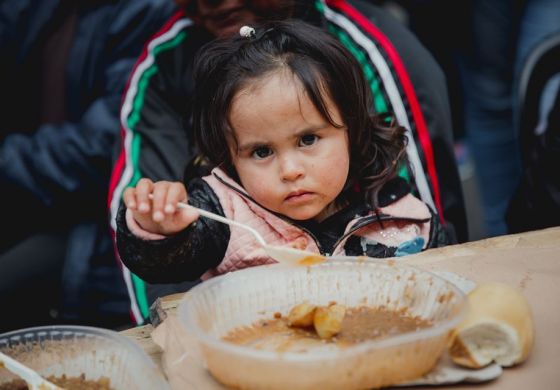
left=223, top=305, right=432, bottom=352
left=0, top=374, right=112, bottom=390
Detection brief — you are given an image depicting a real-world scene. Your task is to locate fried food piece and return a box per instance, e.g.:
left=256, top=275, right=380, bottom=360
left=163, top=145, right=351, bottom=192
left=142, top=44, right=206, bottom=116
left=287, top=302, right=317, bottom=327
left=313, top=304, right=346, bottom=339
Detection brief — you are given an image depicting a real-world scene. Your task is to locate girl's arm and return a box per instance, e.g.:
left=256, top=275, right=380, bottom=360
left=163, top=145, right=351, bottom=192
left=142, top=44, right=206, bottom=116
left=116, top=178, right=230, bottom=283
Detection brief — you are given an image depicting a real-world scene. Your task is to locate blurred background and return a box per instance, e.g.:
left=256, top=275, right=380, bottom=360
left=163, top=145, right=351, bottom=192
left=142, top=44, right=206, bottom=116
left=374, top=0, right=560, bottom=240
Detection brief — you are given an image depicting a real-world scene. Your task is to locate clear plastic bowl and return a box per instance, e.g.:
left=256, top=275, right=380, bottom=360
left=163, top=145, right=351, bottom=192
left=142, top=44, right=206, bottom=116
left=0, top=325, right=170, bottom=389
left=178, top=258, right=467, bottom=390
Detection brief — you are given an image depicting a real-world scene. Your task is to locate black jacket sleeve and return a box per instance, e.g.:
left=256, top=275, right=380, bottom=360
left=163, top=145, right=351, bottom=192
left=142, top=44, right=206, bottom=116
left=116, top=178, right=230, bottom=283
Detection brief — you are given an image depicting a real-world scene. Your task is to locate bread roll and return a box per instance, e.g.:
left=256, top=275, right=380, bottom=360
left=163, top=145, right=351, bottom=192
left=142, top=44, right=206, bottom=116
left=449, top=282, right=535, bottom=368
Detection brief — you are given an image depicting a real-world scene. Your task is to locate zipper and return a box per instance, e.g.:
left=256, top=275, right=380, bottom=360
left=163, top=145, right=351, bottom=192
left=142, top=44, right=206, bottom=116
left=212, top=171, right=431, bottom=256
left=213, top=172, right=327, bottom=254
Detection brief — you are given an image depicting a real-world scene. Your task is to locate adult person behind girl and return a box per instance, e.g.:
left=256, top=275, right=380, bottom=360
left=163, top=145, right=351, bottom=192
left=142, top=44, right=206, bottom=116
left=109, top=0, right=465, bottom=324
left=116, top=20, right=451, bottom=286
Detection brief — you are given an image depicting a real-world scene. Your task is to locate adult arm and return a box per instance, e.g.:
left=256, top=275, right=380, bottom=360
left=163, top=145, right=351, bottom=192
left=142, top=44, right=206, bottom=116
left=0, top=0, right=177, bottom=218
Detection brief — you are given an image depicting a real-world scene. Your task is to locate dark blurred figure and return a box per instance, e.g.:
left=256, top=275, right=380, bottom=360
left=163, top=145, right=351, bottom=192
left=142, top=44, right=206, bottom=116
left=0, top=0, right=175, bottom=332
left=507, top=32, right=560, bottom=232
left=108, top=0, right=466, bottom=325
left=373, top=0, right=560, bottom=238
left=458, top=0, right=560, bottom=237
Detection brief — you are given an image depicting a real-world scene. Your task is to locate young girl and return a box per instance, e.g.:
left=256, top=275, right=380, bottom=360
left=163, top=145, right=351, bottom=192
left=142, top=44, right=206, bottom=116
left=116, top=19, right=450, bottom=283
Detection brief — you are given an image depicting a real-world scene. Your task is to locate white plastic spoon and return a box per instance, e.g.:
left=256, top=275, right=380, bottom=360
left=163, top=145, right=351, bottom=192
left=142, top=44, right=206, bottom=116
left=0, top=351, right=64, bottom=390
left=176, top=202, right=326, bottom=266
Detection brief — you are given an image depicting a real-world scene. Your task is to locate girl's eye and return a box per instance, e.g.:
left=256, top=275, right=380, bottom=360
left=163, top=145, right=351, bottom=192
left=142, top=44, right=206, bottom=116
left=252, top=146, right=273, bottom=160
left=299, top=134, right=318, bottom=147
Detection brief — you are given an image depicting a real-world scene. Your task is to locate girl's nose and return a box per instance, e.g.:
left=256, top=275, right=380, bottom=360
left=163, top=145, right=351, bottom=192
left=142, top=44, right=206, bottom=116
left=279, top=156, right=304, bottom=182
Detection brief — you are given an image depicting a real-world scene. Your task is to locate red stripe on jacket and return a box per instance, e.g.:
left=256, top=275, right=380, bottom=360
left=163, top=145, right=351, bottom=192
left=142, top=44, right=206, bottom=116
left=325, top=0, right=444, bottom=222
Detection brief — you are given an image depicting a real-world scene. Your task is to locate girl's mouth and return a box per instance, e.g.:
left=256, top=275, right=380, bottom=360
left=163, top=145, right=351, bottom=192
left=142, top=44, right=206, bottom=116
left=285, top=191, right=314, bottom=203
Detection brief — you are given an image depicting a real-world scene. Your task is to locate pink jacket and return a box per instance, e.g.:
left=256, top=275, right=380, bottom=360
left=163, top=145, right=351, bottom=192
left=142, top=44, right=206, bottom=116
left=126, top=168, right=434, bottom=280
left=200, top=169, right=432, bottom=279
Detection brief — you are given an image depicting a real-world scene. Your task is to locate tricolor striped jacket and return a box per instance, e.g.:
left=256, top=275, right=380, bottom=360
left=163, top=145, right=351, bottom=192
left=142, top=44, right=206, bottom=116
left=109, top=0, right=466, bottom=323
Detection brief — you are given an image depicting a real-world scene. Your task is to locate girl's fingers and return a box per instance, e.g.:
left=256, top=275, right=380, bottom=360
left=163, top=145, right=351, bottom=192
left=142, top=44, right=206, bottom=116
left=164, top=182, right=188, bottom=214
left=151, top=182, right=172, bottom=222
left=122, top=187, right=137, bottom=209
left=136, top=178, right=154, bottom=213
left=126, top=179, right=195, bottom=234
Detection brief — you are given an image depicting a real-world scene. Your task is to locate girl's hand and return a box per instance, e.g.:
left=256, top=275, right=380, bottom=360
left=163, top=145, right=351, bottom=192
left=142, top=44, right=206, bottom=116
left=122, top=178, right=200, bottom=235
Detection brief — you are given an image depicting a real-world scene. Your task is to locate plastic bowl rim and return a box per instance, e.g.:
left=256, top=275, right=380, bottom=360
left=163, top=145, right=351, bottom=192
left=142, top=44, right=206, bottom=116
left=178, top=257, right=469, bottom=363
left=0, top=324, right=160, bottom=370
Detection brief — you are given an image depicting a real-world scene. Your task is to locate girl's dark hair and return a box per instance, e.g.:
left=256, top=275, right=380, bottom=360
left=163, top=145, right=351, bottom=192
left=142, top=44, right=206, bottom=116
left=192, top=19, right=407, bottom=209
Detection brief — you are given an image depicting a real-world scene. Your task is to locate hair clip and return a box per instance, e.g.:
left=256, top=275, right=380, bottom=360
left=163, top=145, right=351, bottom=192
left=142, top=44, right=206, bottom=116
left=239, top=25, right=256, bottom=39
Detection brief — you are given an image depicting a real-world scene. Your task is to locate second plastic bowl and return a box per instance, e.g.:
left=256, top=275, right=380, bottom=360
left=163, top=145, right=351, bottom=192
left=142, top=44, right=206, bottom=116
left=0, top=325, right=170, bottom=389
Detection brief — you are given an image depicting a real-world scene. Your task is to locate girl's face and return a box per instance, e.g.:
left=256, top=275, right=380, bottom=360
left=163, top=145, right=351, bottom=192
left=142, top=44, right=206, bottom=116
left=229, top=70, right=350, bottom=221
